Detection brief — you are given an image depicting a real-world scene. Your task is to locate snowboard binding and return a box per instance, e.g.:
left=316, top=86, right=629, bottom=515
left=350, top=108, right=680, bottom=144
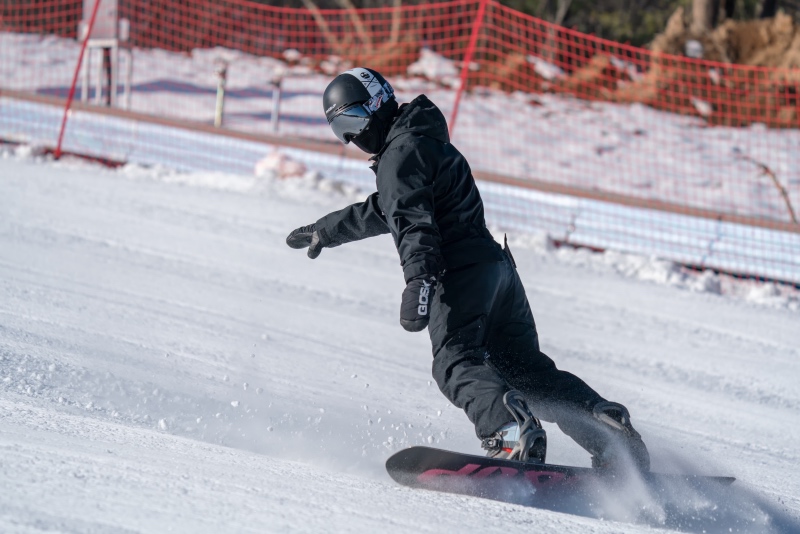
left=482, top=390, right=547, bottom=463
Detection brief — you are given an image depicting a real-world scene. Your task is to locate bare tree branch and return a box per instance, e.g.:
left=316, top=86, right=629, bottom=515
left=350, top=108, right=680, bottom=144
left=389, top=0, right=402, bottom=46
left=739, top=153, right=798, bottom=224
left=760, top=164, right=799, bottom=225
left=554, top=0, right=572, bottom=26
left=335, top=0, right=373, bottom=50
left=300, top=0, right=343, bottom=56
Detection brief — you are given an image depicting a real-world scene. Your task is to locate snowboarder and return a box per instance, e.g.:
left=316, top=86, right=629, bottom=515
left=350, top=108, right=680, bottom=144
left=286, top=68, right=650, bottom=471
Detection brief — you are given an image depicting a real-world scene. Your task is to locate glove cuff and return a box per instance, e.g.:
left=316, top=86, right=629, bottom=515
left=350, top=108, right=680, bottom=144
left=402, top=259, right=443, bottom=284
left=316, top=226, right=332, bottom=248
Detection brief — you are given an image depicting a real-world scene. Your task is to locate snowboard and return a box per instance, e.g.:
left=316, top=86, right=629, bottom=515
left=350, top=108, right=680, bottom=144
left=386, top=446, right=735, bottom=505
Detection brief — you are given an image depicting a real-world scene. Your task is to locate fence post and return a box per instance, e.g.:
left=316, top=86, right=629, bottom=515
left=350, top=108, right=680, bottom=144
left=214, top=57, right=228, bottom=128
left=449, top=0, right=490, bottom=135
left=271, top=79, right=283, bottom=134
left=54, top=0, right=103, bottom=160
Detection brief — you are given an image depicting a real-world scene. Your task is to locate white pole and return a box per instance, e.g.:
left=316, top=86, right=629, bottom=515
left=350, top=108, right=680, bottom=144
left=271, top=79, right=282, bottom=134
left=94, top=47, right=103, bottom=105
left=124, top=48, right=132, bottom=110
left=214, top=58, right=228, bottom=128
left=81, top=48, right=89, bottom=103
left=111, top=42, right=119, bottom=107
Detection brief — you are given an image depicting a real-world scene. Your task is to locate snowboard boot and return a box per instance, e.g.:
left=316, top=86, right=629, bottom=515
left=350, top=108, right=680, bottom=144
left=588, top=401, right=650, bottom=472
left=481, top=391, right=547, bottom=463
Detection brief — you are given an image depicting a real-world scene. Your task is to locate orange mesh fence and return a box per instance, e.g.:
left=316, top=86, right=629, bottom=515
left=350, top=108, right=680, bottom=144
left=1, top=0, right=799, bottom=284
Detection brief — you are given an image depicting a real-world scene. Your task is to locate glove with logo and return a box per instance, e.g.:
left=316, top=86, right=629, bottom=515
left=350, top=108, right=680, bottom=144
left=286, top=224, right=324, bottom=259
left=400, top=274, right=437, bottom=332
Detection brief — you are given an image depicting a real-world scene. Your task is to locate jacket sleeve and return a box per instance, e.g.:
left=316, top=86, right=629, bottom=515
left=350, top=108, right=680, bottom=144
left=376, top=139, right=444, bottom=282
left=314, top=191, right=390, bottom=248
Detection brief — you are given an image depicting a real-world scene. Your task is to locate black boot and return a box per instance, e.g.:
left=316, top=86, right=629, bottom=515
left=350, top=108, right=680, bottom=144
left=588, top=401, right=650, bottom=472
left=481, top=391, right=547, bottom=463
left=550, top=400, right=650, bottom=472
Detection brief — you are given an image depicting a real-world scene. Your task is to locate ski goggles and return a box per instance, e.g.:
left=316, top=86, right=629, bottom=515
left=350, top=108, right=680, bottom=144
left=328, top=103, right=373, bottom=144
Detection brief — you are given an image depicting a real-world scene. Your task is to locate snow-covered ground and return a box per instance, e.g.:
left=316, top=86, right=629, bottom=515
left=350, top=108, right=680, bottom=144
left=1, top=148, right=799, bottom=532
left=2, top=32, right=799, bottom=222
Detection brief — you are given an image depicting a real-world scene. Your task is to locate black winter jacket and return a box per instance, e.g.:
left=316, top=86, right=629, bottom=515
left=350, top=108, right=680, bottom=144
left=315, top=95, right=503, bottom=282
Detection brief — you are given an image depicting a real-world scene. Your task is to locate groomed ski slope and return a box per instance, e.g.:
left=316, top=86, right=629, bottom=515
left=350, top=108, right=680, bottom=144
left=1, top=149, right=799, bottom=533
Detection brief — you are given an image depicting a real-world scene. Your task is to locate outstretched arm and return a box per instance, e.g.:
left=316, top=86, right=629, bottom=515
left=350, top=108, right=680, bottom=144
left=286, top=192, right=390, bottom=258
left=316, top=191, right=390, bottom=247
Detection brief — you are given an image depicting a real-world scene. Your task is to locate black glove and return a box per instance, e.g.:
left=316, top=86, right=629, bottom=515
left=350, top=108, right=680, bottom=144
left=286, top=224, right=324, bottom=259
left=400, top=274, right=437, bottom=332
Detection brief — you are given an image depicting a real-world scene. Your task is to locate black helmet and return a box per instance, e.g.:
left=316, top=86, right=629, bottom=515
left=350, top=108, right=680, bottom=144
left=323, top=68, right=395, bottom=144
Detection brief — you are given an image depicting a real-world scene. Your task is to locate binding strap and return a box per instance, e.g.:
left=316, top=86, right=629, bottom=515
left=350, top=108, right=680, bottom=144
left=481, top=437, right=517, bottom=451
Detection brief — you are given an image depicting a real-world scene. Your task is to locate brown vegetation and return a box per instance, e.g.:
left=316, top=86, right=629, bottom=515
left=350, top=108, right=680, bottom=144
left=297, top=0, right=421, bottom=77
left=521, top=10, right=800, bottom=128
left=651, top=8, right=800, bottom=68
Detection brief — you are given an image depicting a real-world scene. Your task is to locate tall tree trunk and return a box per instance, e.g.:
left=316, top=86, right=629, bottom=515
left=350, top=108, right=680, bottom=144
left=554, top=0, right=572, bottom=26
left=760, top=0, right=778, bottom=18
left=723, top=0, right=736, bottom=21
left=690, top=0, right=719, bottom=34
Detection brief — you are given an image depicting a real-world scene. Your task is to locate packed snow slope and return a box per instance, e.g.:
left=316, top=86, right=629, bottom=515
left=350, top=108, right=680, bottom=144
left=0, top=150, right=799, bottom=533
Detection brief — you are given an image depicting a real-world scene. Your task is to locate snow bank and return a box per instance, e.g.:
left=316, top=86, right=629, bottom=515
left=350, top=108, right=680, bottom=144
left=407, top=47, right=461, bottom=87
left=504, top=229, right=799, bottom=310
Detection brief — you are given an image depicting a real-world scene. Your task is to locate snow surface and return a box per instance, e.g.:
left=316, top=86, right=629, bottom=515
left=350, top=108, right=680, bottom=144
left=1, top=147, right=799, bottom=532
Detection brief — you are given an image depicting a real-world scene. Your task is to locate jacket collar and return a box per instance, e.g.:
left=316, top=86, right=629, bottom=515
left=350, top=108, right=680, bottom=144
left=369, top=94, right=449, bottom=170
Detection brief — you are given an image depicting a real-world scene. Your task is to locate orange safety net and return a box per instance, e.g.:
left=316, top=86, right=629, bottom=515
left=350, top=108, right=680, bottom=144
left=5, top=0, right=795, bottom=128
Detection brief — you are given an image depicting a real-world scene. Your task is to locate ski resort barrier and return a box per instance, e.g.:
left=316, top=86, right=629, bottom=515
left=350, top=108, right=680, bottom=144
left=1, top=0, right=799, bottom=284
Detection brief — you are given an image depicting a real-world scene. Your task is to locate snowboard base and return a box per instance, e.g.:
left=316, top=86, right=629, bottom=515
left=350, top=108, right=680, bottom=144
left=386, top=446, right=735, bottom=505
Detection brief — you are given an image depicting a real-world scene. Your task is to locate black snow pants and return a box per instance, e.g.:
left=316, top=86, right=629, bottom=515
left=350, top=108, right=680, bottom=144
left=428, top=245, right=606, bottom=440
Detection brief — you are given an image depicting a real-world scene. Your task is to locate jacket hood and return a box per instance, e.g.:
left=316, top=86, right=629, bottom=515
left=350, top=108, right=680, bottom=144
left=385, top=95, right=450, bottom=146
